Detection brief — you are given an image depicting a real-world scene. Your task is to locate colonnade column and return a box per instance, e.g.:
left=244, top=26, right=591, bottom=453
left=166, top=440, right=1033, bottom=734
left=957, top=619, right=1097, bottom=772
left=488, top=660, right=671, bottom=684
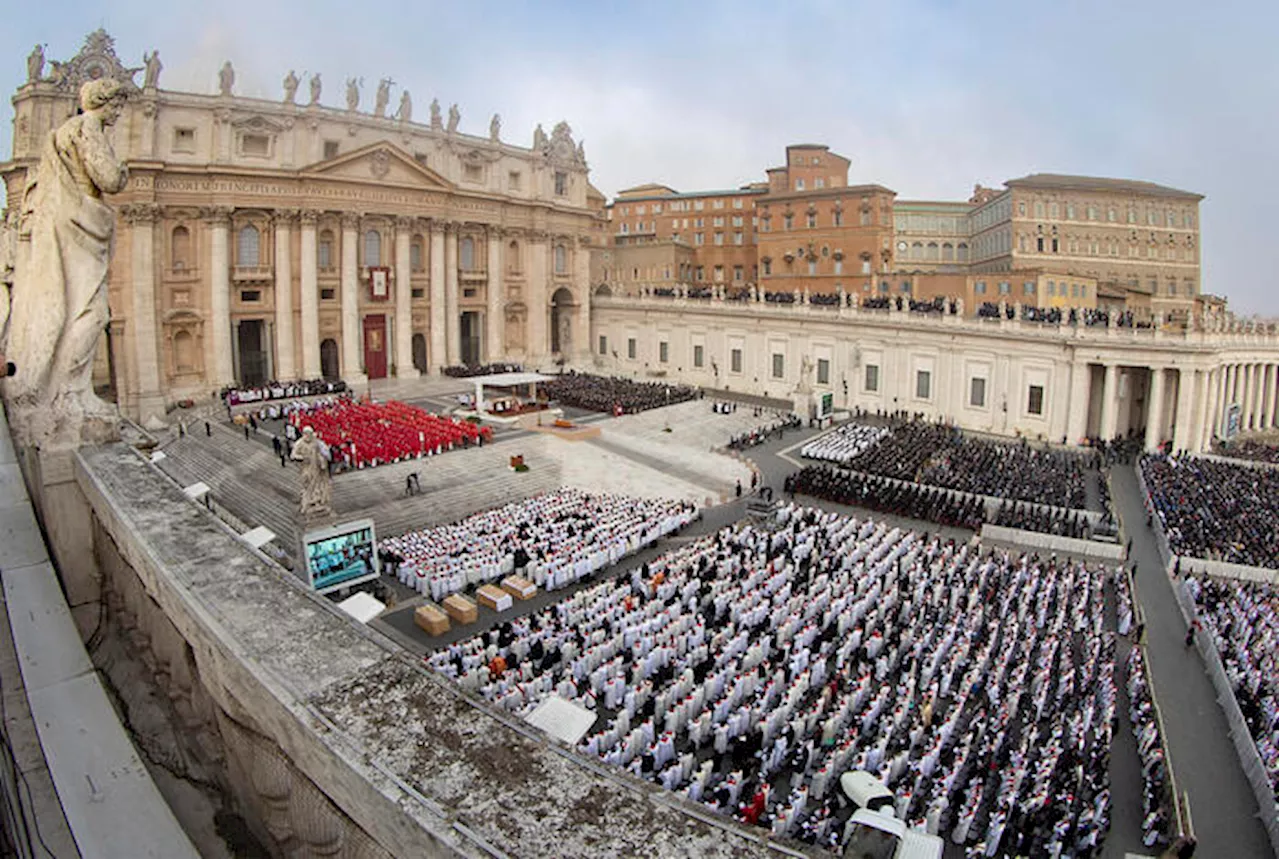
left=1240, top=364, right=1255, bottom=429
left=444, top=223, right=459, bottom=366
left=272, top=209, right=296, bottom=382
left=1266, top=364, right=1278, bottom=429
left=298, top=211, right=321, bottom=378
left=1065, top=359, right=1089, bottom=445
left=1200, top=367, right=1220, bottom=450
left=1251, top=363, right=1267, bottom=429
left=527, top=231, right=549, bottom=363
left=126, top=204, right=165, bottom=421
left=339, top=213, right=365, bottom=384
left=204, top=206, right=234, bottom=386
left=1143, top=366, right=1165, bottom=451
left=1186, top=370, right=1205, bottom=454
left=393, top=217, right=416, bottom=377
left=1099, top=363, right=1119, bottom=441
left=1171, top=366, right=1194, bottom=452
left=486, top=226, right=503, bottom=362
left=428, top=222, right=446, bottom=373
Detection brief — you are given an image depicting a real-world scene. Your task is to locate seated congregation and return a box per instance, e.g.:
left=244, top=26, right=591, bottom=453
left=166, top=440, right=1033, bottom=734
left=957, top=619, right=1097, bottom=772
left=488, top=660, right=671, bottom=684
left=288, top=399, right=491, bottom=470
left=431, top=504, right=1131, bottom=855
left=382, top=488, right=698, bottom=602
left=1140, top=453, right=1278, bottom=569
left=539, top=371, right=699, bottom=414
left=220, top=377, right=347, bottom=406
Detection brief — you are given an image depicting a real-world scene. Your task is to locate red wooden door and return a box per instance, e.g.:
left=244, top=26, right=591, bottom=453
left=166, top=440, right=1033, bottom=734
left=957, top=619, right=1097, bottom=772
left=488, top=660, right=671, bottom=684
left=363, top=314, right=387, bottom=379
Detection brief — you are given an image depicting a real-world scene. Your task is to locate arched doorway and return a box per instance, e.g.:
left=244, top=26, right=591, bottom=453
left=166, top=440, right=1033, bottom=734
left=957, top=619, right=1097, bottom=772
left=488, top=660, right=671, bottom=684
left=320, top=338, right=340, bottom=381
left=550, top=287, right=575, bottom=356
left=594, top=283, right=613, bottom=298
left=412, top=333, right=428, bottom=374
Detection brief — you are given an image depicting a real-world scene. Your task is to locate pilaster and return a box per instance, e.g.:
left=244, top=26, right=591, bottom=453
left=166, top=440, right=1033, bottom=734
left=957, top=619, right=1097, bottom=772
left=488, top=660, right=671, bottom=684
left=428, top=222, right=446, bottom=373
left=339, top=212, right=366, bottom=385
left=202, top=205, right=235, bottom=386
left=486, top=226, right=504, bottom=362
left=393, top=217, right=417, bottom=377
left=122, top=204, right=165, bottom=422
left=272, top=209, right=297, bottom=381
left=298, top=210, right=322, bottom=378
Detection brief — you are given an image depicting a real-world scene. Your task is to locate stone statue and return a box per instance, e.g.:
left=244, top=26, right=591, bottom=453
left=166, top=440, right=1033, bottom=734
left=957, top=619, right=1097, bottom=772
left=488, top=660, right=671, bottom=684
left=3, top=79, right=130, bottom=447
left=308, top=72, right=322, bottom=105
left=447, top=103, right=460, bottom=133
left=143, top=50, right=162, bottom=88
left=26, top=45, right=44, bottom=83
left=282, top=69, right=299, bottom=103
left=218, top=61, right=234, bottom=96
left=533, top=123, right=547, bottom=150
left=796, top=355, right=814, bottom=394
left=396, top=90, right=412, bottom=122
left=429, top=98, right=442, bottom=130
left=290, top=426, right=333, bottom=519
left=374, top=77, right=393, bottom=117
left=576, top=140, right=586, bottom=163
left=489, top=113, right=501, bottom=142
left=345, top=77, right=361, bottom=111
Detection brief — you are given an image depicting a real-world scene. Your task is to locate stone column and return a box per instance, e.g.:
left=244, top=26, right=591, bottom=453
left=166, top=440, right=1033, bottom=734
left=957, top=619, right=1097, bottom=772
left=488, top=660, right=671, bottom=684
left=204, top=206, right=235, bottom=386
left=486, top=226, right=503, bottom=362
left=272, top=209, right=296, bottom=382
left=1066, top=359, right=1090, bottom=444
left=1238, top=363, right=1254, bottom=430
left=126, top=204, right=165, bottom=421
left=429, top=222, right=446, bottom=373
left=1251, top=363, right=1266, bottom=430
left=1099, top=363, right=1119, bottom=441
left=445, top=223, right=460, bottom=366
left=1266, top=364, right=1278, bottom=429
left=574, top=235, right=592, bottom=362
left=393, top=217, right=416, bottom=377
left=339, top=213, right=366, bottom=384
left=298, top=211, right=322, bottom=378
left=1172, top=366, right=1195, bottom=452
left=1200, top=367, right=1220, bottom=450
left=1186, top=370, right=1206, bottom=454
left=1144, top=366, right=1165, bottom=451
left=527, top=232, right=549, bottom=364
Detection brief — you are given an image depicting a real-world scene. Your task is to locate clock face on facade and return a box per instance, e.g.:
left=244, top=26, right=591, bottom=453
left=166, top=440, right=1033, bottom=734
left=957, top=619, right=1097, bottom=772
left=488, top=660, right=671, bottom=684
left=897, top=241, right=907, bottom=252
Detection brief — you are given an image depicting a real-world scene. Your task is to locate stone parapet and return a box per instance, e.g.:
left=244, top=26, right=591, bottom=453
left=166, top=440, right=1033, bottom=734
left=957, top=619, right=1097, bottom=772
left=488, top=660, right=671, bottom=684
left=74, top=442, right=816, bottom=859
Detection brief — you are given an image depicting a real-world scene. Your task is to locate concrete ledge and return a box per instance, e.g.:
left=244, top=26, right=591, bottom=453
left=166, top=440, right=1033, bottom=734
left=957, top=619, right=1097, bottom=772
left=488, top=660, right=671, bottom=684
left=980, top=523, right=1126, bottom=561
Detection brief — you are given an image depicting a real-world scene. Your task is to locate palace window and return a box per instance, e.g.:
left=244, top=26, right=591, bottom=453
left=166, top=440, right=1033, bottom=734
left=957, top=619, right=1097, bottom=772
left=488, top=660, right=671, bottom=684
left=318, top=230, right=334, bottom=269
left=693, top=345, right=704, bottom=367
left=411, top=238, right=424, bottom=272
left=795, top=179, right=805, bottom=191
left=731, top=348, right=743, bottom=374
left=808, top=260, right=817, bottom=275
left=598, top=335, right=607, bottom=355
left=733, top=265, right=743, bottom=281
left=1027, top=385, right=1045, bottom=415
left=714, top=232, right=724, bottom=246
left=460, top=237, right=477, bottom=271
left=734, top=232, right=743, bottom=245
left=833, top=209, right=843, bottom=227
left=834, top=260, right=843, bottom=275
left=508, top=171, right=522, bottom=191
left=659, top=342, right=669, bottom=363
left=323, top=140, right=340, bottom=159
left=364, top=230, right=382, bottom=267
left=554, top=244, right=567, bottom=274
left=627, top=337, right=637, bottom=359
left=817, top=358, right=830, bottom=385
left=806, top=212, right=816, bottom=228
left=772, top=353, right=785, bottom=379
left=171, top=226, right=191, bottom=271
left=1023, top=281, right=1036, bottom=295
left=970, top=377, right=986, bottom=408
left=173, top=127, right=195, bottom=153
left=783, top=214, right=793, bottom=231
left=237, top=225, right=261, bottom=266
left=554, top=171, right=568, bottom=196
left=864, top=364, right=879, bottom=392
left=763, top=259, right=772, bottom=276
left=916, top=370, right=932, bottom=400
left=714, top=265, right=724, bottom=282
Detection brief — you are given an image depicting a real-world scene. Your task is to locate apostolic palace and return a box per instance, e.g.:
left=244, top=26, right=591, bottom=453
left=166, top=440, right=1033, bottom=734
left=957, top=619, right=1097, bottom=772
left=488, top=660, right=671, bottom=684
left=2, top=31, right=1275, bottom=453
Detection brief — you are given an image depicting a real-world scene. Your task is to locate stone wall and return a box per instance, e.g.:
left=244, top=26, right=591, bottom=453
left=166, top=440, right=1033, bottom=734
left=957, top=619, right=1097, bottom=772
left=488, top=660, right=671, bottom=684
left=76, top=442, right=815, bottom=859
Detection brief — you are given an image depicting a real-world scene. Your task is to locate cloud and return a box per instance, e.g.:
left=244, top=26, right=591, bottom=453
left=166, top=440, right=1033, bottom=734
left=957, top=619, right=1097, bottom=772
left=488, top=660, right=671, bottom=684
left=0, top=0, right=1274, bottom=313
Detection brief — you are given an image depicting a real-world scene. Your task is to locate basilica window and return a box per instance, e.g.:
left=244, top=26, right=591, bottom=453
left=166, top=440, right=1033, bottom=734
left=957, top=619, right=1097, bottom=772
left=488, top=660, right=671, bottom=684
left=364, top=230, right=382, bottom=267
left=806, top=212, right=816, bottom=228
left=237, top=225, right=261, bottom=267
left=171, top=226, right=191, bottom=271
left=318, top=230, right=334, bottom=270
left=1027, top=385, right=1045, bottom=416
left=783, top=214, right=793, bottom=231
left=460, top=237, right=475, bottom=271
left=554, top=172, right=568, bottom=197
left=554, top=244, right=568, bottom=274
left=864, top=364, right=879, bottom=392
left=411, top=237, right=424, bottom=272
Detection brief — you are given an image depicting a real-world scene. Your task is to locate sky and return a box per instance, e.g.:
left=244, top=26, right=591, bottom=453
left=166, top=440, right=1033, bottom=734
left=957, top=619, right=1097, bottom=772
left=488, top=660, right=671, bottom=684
left=2, top=0, right=1276, bottom=314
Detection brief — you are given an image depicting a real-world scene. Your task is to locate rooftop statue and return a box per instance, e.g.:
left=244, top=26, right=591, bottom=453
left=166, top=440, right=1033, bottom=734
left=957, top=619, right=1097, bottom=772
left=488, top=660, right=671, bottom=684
left=218, top=60, right=234, bottom=96
left=282, top=69, right=299, bottom=104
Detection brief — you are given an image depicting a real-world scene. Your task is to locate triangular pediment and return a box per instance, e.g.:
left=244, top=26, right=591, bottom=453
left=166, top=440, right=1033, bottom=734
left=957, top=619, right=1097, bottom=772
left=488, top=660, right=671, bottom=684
left=301, top=142, right=452, bottom=190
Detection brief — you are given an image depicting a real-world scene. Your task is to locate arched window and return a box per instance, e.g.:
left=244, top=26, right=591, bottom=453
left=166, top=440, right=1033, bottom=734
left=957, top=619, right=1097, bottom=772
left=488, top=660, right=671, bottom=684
left=507, top=240, right=520, bottom=273
left=911, top=242, right=923, bottom=260
left=173, top=330, right=195, bottom=372
left=410, top=237, right=424, bottom=272
left=942, top=242, right=954, bottom=261
left=237, top=225, right=260, bottom=266
left=554, top=244, right=567, bottom=274
left=364, top=229, right=382, bottom=266
left=171, top=225, right=191, bottom=271
left=318, top=230, right=334, bottom=269
left=956, top=242, right=968, bottom=261
left=459, top=237, right=475, bottom=271
left=926, top=242, right=939, bottom=261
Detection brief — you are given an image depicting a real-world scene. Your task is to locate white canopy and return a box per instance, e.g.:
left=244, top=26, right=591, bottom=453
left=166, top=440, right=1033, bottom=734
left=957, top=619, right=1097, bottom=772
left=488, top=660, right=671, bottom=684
left=335, top=591, right=385, bottom=624
left=240, top=526, right=276, bottom=549
left=469, top=371, right=554, bottom=388
left=524, top=695, right=597, bottom=745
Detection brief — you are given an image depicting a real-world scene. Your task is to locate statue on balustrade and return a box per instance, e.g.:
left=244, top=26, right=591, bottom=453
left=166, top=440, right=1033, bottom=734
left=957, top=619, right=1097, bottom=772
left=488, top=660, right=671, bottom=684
left=447, top=103, right=460, bottom=133
left=26, top=45, right=44, bottom=83
left=308, top=72, right=322, bottom=105
left=218, top=60, right=234, bottom=96
left=143, top=50, right=163, bottom=88
left=345, top=77, right=361, bottom=112
left=290, top=426, right=333, bottom=520
left=374, top=77, right=393, bottom=117
left=2, top=79, right=129, bottom=447
left=430, top=98, right=443, bottom=130
left=396, top=90, right=412, bottom=122
left=282, top=69, right=299, bottom=103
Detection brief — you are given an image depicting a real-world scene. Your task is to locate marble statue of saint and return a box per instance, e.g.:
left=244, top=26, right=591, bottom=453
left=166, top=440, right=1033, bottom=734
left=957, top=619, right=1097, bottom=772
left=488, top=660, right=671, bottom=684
left=795, top=355, right=814, bottom=394
left=345, top=77, right=361, bottom=111
left=489, top=113, right=501, bottom=142
left=533, top=123, right=547, bottom=151
left=447, top=103, right=460, bottom=133
left=429, top=98, right=442, bottom=130
left=143, top=51, right=162, bottom=88
left=26, top=45, right=44, bottom=83
left=374, top=77, right=393, bottom=117
left=282, top=69, right=299, bottom=104
left=290, top=427, right=333, bottom=519
left=218, top=61, right=235, bottom=96
left=308, top=72, right=322, bottom=105
left=396, top=90, right=412, bottom=122
left=4, top=79, right=129, bottom=447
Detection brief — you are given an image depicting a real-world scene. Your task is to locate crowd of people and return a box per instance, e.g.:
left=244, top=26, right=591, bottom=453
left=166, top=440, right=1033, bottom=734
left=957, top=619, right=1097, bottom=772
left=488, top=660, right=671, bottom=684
left=238, top=392, right=354, bottom=426
left=726, top=410, right=803, bottom=451
left=1140, top=454, right=1279, bottom=569
left=799, top=424, right=890, bottom=466
left=430, top=505, right=1122, bottom=855
left=1186, top=575, right=1278, bottom=796
left=382, top=489, right=697, bottom=602
left=540, top=372, right=699, bottom=415
left=1212, top=438, right=1279, bottom=465
left=991, top=502, right=1094, bottom=540
left=442, top=362, right=523, bottom=378
left=918, top=437, right=1089, bottom=509
left=220, top=378, right=347, bottom=406
left=1126, top=646, right=1174, bottom=849
left=788, top=466, right=987, bottom=532
left=288, top=399, right=491, bottom=470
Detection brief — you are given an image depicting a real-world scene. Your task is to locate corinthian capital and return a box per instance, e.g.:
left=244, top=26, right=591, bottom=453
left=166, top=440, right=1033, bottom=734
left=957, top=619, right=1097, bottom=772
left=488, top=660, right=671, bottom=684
left=120, top=203, right=162, bottom=224
left=394, top=215, right=414, bottom=233
left=271, top=208, right=300, bottom=226
left=200, top=205, right=234, bottom=225
left=340, top=211, right=362, bottom=230
left=299, top=208, right=321, bottom=226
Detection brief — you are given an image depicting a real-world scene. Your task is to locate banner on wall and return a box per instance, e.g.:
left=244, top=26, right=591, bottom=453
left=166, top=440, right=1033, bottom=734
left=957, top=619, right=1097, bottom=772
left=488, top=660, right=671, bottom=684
left=368, top=267, right=390, bottom=301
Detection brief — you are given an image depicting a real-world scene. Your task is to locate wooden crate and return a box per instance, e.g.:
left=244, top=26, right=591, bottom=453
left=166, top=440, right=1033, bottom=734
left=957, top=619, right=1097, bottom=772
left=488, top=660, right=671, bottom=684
left=501, top=576, right=537, bottom=600
left=414, top=604, right=450, bottom=636
left=476, top=584, right=513, bottom=612
left=442, top=594, right=477, bottom=625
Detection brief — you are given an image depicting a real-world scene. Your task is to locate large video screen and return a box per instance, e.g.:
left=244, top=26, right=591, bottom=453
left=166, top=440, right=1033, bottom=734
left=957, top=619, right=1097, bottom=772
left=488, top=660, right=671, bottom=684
left=302, top=519, right=380, bottom=594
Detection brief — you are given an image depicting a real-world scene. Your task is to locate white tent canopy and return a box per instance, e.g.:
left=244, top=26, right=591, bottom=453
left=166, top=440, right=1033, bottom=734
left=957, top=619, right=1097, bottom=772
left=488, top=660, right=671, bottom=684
left=524, top=695, right=596, bottom=745
left=335, top=591, right=385, bottom=625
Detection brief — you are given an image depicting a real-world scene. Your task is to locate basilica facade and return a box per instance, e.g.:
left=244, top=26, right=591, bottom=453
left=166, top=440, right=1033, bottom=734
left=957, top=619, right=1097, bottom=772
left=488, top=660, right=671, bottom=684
left=2, top=31, right=599, bottom=421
